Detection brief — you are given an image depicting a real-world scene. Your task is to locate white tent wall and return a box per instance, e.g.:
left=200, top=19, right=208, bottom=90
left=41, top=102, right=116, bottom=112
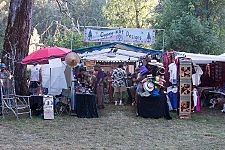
left=42, top=58, right=68, bottom=95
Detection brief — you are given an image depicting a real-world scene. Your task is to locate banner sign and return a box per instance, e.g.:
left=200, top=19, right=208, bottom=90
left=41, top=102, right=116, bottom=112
left=84, top=27, right=155, bottom=44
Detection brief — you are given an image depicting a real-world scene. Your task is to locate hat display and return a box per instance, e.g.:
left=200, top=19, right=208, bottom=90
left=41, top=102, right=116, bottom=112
left=157, top=67, right=165, bottom=75
left=143, top=81, right=154, bottom=92
left=137, top=56, right=165, bottom=97
left=148, top=60, right=164, bottom=69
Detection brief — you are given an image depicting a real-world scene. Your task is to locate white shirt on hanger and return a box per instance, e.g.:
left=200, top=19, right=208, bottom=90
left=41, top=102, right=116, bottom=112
left=168, top=62, right=177, bottom=84
left=192, top=65, right=203, bottom=86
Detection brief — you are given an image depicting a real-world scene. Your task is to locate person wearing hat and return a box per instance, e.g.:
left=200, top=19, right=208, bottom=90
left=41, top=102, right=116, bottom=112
left=0, top=63, right=13, bottom=95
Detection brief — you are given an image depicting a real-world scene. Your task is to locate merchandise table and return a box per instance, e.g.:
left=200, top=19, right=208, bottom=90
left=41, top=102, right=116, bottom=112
left=137, top=94, right=171, bottom=119
left=75, top=93, right=98, bottom=118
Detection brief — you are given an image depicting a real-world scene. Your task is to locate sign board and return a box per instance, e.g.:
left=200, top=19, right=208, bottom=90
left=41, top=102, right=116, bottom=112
left=43, top=95, right=54, bottom=119
left=84, top=27, right=155, bottom=44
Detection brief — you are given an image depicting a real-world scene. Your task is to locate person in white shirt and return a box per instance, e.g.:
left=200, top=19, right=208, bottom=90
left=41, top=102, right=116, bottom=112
left=29, top=63, right=42, bottom=95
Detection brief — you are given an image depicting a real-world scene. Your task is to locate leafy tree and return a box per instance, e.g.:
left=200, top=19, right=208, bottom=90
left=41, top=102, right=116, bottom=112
left=45, top=29, right=98, bottom=49
left=152, top=0, right=225, bottom=54
left=103, top=0, right=158, bottom=28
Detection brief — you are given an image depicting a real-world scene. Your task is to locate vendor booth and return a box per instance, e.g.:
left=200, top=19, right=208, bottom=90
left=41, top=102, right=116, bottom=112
left=72, top=42, right=172, bottom=119
left=163, top=51, right=225, bottom=118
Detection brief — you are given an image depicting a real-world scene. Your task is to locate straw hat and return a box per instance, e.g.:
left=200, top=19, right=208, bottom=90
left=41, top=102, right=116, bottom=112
left=65, top=52, right=80, bottom=67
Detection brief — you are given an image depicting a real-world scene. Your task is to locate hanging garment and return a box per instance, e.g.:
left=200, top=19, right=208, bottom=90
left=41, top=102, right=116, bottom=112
left=196, top=95, right=200, bottom=112
left=192, top=88, right=198, bottom=107
left=192, top=65, right=203, bottom=86
left=168, top=62, right=177, bottom=84
left=167, top=86, right=178, bottom=109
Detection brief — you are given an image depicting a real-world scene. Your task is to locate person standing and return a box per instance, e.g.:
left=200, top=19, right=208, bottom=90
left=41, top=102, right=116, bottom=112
left=0, top=63, right=13, bottom=115
left=94, top=64, right=105, bottom=109
left=0, top=63, right=13, bottom=96
left=112, top=64, right=127, bottom=105
left=29, top=63, right=42, bottom=95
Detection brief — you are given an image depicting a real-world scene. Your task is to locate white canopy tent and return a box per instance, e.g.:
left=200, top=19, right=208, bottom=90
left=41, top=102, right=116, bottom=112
left=78, top=48, right=147, bottom=62
left=176, top=52, right=225, bottom=64
left=220, top=53, right=225, bottom=57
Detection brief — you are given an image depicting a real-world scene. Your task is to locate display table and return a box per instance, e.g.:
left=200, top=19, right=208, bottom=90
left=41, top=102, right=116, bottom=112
left=29, top=95, right=43, bottom=116
left=75, top=93, right=98, bottom=118
left=137, top=94, right=171, bottom=119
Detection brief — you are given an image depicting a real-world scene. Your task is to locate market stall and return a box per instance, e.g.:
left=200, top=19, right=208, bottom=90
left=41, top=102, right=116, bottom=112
left=163, top=51, right=225, bottom=117
left=73, top=42, right=172, bottom=119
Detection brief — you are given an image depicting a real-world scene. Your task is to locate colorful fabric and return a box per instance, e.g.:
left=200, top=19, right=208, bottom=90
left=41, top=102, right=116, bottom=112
left=167, top=86, right=178, bottom=109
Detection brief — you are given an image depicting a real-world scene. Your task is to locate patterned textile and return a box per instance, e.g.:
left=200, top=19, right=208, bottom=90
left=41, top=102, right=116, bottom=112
left=179, top=58, right=192, bottom=118
left=112, top=68, right=127, bottom=88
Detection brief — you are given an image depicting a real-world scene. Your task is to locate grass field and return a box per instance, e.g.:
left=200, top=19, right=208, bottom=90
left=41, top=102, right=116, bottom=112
left=1, top=105, right=225, bottom=150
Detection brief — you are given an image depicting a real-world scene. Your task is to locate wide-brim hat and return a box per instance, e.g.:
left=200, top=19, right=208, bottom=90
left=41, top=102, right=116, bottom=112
left=143, top=81, right=154, bottom=92
left=148, top=60, right=164, bottom=69
left=157, top=67, right=165, bottom=75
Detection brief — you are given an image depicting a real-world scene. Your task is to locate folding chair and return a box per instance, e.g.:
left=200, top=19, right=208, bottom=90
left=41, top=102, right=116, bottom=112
left=1, top=84, right=32, bottom=119
left=55, top=89, right=71, bottom=115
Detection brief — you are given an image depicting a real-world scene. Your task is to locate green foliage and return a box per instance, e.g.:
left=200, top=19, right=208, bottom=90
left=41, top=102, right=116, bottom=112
left=31, top=0, right=107, bottom=48
left=0, top=0, right=10, bottom=51
left=103, top=0, right=158, bottom=28
left=45, top=29, right=98, bottom=49
left=152, top=0, right=225, bottom=54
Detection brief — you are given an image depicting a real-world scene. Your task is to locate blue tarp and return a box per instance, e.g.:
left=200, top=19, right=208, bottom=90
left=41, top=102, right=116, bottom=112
left=73, top=42, right=162, bottom=55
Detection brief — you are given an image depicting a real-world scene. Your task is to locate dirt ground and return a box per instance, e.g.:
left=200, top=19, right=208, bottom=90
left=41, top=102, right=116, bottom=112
left=1, top=105, right=225, bottom=150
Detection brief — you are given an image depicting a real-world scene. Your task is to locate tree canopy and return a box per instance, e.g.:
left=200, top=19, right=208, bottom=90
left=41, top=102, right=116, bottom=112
left=0, top=0, right=224, bottom=54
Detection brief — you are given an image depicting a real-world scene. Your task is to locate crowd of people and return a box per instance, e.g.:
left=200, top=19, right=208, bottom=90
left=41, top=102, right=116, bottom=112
left=74, top=63, right=140, bottom=109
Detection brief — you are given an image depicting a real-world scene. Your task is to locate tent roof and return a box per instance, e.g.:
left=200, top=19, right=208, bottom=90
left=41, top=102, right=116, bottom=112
left=176, top=52, right=225, bottom=64
left=220, top=53, right=225, bottom=57
left=73, top=42, right=162, bottom=62
left=73, top=42, right=162, bottom=55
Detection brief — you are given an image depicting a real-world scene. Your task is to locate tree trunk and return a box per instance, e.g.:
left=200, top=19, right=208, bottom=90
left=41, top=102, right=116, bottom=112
left=133, top=0, right=140, bottom=28
left=3, top=0, right=33, bottom=95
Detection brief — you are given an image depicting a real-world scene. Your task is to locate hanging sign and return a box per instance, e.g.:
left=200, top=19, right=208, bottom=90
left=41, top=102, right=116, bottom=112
left=84, top=27, right=155, bottom=44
